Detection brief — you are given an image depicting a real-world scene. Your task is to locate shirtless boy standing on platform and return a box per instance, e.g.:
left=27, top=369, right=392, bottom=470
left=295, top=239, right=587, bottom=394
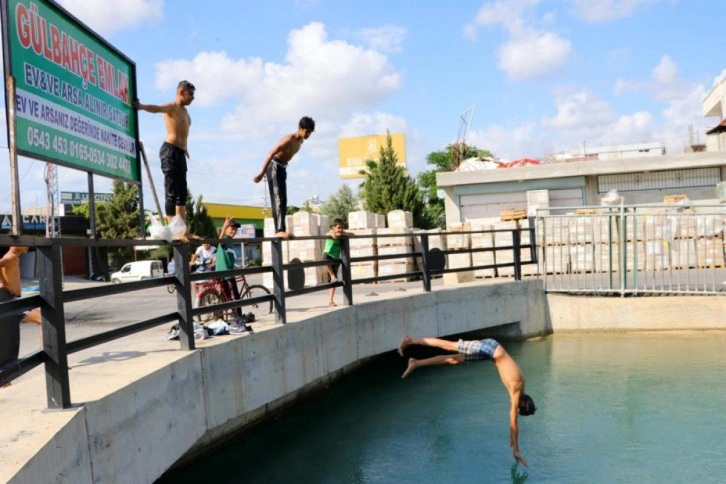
left=398, top=335, right=536, bottom=466
left=135, top=80, right=195, bottom=226
left=253, top=116, right=315, bottom=239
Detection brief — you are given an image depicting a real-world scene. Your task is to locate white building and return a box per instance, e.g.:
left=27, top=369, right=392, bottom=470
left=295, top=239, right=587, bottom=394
left=703, top=76, right=726, bottom=151
left=553, top=142, right=666, bottom=163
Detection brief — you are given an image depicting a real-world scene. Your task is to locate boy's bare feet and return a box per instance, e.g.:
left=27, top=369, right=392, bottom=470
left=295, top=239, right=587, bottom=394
left=397, top=335, right=411, bottom=356
left=401, top=358, right=417, bottom=379
left=275, top=231, right=295, bottom=239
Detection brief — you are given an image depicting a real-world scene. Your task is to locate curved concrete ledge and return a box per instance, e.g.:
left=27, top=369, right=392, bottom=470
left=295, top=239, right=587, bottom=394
left=4, top=280, right=548, bottom=483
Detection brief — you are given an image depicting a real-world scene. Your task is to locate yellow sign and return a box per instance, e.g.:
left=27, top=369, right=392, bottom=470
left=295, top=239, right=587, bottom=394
left=338, top=134, right=406, bottom=179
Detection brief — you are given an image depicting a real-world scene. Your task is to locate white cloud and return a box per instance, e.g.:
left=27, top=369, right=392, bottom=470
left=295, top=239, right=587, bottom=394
left=542, top=89, right=614, bottom=130
left=152, top=23, right=401, bottom=141
left=353, top=25, right=407, bottom=54
left=600, top=111, right=654, bottom=143
left=469, top=0, right=541, bottom=35
left=569, top=0, right=667, bottom=22
left=339, top=112, right=408, bottom=138
left=58, top=0, right=163, bottom=36
left=465, top=1, right=572, bottom=81
left=497, top=31, right=572, bottom=81
left=467, top=122, right=540, bottom=159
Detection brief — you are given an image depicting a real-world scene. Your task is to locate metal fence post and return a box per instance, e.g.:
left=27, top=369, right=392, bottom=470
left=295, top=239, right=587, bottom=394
left=271, top=239, right=287, bottom=324
left=340, top=237, right=353, bottom=305
left=172, top=243, right=195, bottom=350
left=38, top=241, right=71, bottom=409
left=419, top=233, right=431, bottom=292
left=513, top=228, right=522, bottom=281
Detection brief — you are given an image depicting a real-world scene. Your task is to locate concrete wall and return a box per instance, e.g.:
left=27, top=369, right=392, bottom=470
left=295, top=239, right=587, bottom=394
left=547, top=294, right=726, bottom=331
left=10, top=280, right=546, bottom=484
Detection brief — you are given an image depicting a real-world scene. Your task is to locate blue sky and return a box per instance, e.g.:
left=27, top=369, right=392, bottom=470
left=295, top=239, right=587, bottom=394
left=2, top=0, right=725, bottom=214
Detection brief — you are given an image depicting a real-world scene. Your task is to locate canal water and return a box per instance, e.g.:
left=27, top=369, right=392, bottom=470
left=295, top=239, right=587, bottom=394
left=160, top=333, right=726, bottom=483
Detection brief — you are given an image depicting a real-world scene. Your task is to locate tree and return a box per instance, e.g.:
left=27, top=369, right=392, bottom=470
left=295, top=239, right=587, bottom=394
left=418, top=144, right=493, bottom=228
left=185, top=192, right=217, bottom=238
left=97, top=181, right=142, bottom=266
left=359, top=132, right=432, bottom=228
left=321, top=184, right=358, bottom=224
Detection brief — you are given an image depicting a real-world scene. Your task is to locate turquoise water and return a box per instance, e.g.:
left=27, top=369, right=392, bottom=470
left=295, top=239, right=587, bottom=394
left=160, top=333, right=726, bottom=483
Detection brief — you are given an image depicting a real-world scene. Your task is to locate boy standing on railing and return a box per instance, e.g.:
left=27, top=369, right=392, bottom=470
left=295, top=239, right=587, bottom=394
left=323, top=219, right=354, bottom=307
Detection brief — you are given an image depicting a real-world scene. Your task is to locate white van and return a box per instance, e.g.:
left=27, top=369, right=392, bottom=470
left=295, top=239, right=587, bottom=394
left=110, top=260, right=164, bottom=283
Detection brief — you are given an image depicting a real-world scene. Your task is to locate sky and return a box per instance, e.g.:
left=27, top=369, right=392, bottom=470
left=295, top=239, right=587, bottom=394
left=1, top=0, right=726, bottom=214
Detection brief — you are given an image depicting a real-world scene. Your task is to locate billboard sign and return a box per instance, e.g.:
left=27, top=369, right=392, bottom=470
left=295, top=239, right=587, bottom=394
left=60, top=191, right=113, bottom=204
left=1, top=0, right=140, bottom=182
left=338, top=133, right=406, bottom=179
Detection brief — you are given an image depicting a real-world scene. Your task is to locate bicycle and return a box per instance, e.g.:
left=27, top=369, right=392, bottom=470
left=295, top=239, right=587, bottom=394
left=194, top=271, right=272, bottom=323
left=167, top=259, right=214, bottom=294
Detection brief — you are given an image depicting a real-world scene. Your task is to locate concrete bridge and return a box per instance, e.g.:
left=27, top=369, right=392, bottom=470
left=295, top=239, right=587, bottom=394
left=3, top=277, right=723, bottom=483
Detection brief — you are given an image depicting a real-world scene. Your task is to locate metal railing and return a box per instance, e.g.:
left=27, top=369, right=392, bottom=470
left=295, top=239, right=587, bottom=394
left=0, top=226, right=537, bottom=408
left=536, top=204, right=726, bottom=295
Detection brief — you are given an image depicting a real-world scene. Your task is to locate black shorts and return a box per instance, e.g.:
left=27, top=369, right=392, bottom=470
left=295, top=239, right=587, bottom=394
left=160, top=142, right=187, bottom=208
left=324, top=254, right=340, bottom=281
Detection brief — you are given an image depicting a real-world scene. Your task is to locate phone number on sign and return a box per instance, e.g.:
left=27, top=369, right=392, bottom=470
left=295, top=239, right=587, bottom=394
left=26, top=126, right=131, bottom=173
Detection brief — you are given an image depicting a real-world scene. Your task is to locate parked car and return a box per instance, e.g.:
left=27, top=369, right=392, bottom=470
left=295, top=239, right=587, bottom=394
left=110, top=260, right=164, bottom=283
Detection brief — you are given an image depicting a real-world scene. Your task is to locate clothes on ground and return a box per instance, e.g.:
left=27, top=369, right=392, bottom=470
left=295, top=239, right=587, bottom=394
left=159, top=141, right=187, bottom=216
left=458, top=338, right=500, bottom=362
left=266, top=157, right=288, bottom=233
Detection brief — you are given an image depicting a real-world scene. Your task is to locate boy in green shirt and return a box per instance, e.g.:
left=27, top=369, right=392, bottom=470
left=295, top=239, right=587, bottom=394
left=322, top=219, right=354, bottom=307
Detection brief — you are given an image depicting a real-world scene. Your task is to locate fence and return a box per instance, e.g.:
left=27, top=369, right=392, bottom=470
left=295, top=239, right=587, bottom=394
left=0, top=226, right=536, bottom=408
left=536, top=204, right=726, bottom=295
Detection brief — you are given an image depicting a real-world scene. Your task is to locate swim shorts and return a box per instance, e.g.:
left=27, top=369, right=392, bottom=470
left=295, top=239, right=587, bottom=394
left=457, top=338, right=499, bottom=362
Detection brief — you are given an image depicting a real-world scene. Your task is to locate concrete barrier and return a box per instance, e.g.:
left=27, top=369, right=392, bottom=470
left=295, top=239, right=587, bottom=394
left=7, top=280, right=547, bottom=483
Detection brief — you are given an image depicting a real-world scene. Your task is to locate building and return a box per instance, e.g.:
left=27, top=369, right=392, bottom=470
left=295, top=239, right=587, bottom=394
left=703, top=76, right=726, bottom=151
left=437, top=152, right=726, bottom=221
left=553, top=142, right=665, bottom=163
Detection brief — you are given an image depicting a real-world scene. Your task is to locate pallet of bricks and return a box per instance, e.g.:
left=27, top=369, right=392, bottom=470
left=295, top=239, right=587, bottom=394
left=565, top=208, right=623, bottom=274
left=377, top=210, right=416, bottom=282
left=656, top=195, right=726, bottom=270
left=444, top=222, right=474, bottom=284
left=289, top=211, right=329, bottom=287
left=494, top=209, right=535, bottom=277
left=412, top=227, right=447, bottom=279
left=347, top=210, right=384, bottom=280
left=466, top=218, right=496, bottom=279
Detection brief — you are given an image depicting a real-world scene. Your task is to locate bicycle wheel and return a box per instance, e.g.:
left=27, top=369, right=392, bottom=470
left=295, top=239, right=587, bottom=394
left=242, top=284, right=273, bottom=321
left=195, top=289, right=227, bottom=323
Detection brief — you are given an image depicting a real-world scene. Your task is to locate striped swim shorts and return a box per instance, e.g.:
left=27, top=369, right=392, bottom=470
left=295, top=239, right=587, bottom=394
left=457, top=338, right=500, bottom=362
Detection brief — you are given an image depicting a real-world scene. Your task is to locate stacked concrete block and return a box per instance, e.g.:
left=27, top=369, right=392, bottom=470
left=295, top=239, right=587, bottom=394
left=527, top=189, right=549, bottom=217
left=375, top=213, right=387, bottom=228
left=377, top=227, right=415, bottom=281
left=492, top=220, right=520, bottom=277
left=349, top=228, right=378, bottom=280
left=696, top=239, right=725, bottom=268
left=290, top=212, right=324, bottom=287
left=670, top=239, right=698, bottom=269
left=348, top=210, right=378, bottom=230
left=644, top=240, right=671, bottom=271
left=569, top=244, right=595, bottom=273
left=467, top=219, right=496, bottom=278
left=412, top=229, right=446, bottom=278
left=387, top=210, right=413, bottom=229
left=444, top=222, right=474, bottom=284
